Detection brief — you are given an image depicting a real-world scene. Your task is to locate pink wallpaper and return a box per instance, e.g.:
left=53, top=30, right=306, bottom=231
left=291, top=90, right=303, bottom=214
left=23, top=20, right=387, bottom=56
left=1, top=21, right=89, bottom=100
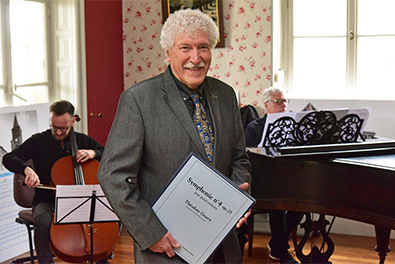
left=123, top=0, right=272, bottom=115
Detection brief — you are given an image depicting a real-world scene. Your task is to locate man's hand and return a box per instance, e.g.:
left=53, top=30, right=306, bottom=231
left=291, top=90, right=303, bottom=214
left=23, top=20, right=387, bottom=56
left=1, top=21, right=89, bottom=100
left=149, top=232, right=180, bottom=258
left=24, top=167, right=41, bottom=188
left=76, top=149, right=96, bottom=163
left=236, top=182, right=251, bottom=228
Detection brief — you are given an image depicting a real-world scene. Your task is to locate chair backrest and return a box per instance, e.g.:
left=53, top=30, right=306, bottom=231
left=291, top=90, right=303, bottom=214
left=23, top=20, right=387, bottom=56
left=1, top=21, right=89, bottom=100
left=13, top=160, right=35, bottom=208
left=240, top=105, right=259, bottom=129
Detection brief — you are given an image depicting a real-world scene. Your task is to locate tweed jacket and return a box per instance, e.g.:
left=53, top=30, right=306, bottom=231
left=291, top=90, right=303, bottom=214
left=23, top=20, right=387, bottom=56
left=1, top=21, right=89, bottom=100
left=97, top=68, right=251, bottom=263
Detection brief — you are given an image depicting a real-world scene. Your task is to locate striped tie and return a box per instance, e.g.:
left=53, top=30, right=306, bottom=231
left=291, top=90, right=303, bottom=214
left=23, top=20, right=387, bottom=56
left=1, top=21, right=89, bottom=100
left=191, top=92, right=214, bottom=165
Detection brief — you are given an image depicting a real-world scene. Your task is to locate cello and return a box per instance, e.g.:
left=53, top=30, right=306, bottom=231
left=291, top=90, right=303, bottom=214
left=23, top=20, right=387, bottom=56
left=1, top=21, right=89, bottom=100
left=49, top=117, right=119, bottom=263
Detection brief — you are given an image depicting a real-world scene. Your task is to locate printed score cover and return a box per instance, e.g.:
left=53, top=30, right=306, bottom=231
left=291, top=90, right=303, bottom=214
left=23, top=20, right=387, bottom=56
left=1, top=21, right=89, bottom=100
left=152, top=153, right=255, bottom=264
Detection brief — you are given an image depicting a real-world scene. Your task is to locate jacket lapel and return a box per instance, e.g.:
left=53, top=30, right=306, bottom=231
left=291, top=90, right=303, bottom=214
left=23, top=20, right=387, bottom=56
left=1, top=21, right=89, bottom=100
left=160, top=69, right=207, bottom=158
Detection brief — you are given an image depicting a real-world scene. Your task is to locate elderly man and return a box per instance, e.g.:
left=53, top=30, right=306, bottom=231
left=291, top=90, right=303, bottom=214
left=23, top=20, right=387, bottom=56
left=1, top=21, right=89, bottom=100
left=97, top=9, right=251, bottom=264
left=245, top=87, right=302, bottom=263
left=244, top=87, right=288, bottom=147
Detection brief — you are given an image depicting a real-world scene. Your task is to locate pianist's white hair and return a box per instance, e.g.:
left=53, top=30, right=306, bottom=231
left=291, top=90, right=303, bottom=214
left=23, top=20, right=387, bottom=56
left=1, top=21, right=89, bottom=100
left=262, top=87, right=287, bottom=105
left=160, top=9, right=219, bottom=52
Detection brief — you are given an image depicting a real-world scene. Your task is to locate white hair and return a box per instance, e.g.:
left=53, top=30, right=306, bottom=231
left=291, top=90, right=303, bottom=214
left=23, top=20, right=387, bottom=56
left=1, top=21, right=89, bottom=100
left=262, top=87, right=287, bottom=104
left=160, top=9, right=219, bottom=51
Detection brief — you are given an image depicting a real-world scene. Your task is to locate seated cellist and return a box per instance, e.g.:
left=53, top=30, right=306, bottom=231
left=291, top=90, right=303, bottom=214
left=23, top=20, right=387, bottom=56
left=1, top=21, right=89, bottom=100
left=2, top=100, right=104, bottom=264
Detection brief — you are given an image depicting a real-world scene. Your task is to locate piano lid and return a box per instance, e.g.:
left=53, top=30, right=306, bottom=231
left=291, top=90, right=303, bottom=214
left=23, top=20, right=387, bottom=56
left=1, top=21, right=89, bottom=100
left=334, top=154, right=395, bottom=171
left=247, top=137, right=395, bottom=159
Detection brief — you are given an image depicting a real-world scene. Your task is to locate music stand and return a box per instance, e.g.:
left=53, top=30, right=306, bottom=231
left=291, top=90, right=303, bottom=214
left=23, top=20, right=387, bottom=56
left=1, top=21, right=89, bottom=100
left=54, top=184, right=119, bottom=263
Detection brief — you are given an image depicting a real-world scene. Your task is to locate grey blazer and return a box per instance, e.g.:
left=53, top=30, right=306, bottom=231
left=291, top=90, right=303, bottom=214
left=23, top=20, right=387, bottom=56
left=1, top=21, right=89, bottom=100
left=97, top=68, right=251, bottom=263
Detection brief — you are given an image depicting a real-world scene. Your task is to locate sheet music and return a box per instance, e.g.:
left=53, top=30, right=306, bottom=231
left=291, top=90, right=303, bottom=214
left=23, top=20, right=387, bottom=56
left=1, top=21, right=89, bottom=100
left=152, top=153, right=255, bottom=264
left=258, top=107, right=371, bottom=147
left=55, top=184, right=119, bottom=224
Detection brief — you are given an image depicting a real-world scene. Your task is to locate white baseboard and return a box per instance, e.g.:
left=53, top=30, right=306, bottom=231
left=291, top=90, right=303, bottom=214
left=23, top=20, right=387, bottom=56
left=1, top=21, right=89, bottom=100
left=253, top=213, right=395, bottom=238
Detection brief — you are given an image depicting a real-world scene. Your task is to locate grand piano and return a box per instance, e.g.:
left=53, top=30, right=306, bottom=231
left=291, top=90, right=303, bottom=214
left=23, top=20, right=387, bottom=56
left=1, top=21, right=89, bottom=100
left=248, top=139, right=395, bottom=264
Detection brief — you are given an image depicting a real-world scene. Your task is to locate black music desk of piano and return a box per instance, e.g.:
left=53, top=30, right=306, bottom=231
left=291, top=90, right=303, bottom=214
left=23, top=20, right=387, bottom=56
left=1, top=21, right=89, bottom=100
left=247, top=138, right=395, bottom=264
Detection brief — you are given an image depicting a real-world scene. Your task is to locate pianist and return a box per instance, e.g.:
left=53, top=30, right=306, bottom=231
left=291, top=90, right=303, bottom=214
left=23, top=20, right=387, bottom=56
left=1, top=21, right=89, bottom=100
left=245, top=87, right=303, bottom=263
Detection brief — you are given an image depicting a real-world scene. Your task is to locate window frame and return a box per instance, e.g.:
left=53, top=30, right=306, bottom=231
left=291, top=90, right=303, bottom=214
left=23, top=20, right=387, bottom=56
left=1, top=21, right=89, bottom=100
left=0, top=0, right=87, bottom=132
left=1, top=0, right=51, bottom=105
left=276, top=0, right=395, bottom=100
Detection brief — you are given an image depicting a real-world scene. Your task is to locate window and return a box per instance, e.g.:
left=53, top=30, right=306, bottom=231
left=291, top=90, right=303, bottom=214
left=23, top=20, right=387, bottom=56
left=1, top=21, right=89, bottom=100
left=0, top=0, right=85, bottom=110
left=278, top=0, right=395, bottom=100
left=11, top=0, right=49, bottom=105
left=1, top=0, right=49, bottom=106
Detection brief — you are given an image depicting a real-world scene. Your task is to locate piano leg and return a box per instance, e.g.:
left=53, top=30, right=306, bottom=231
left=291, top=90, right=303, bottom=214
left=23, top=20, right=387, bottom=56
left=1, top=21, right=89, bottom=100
left=296, top=214, right=334, bottom=263
left=375, top=226, right=391, bottom=264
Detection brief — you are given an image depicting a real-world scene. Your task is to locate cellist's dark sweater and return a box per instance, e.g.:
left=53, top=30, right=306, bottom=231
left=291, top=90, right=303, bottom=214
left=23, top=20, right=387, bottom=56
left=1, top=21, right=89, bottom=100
left=2, top=129, right=104, bottom=207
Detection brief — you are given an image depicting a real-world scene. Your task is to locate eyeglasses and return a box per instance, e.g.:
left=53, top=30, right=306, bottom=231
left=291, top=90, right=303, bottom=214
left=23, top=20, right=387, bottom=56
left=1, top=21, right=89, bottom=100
left=267, top=99, right=289, bottom=105
left=50, top=124, right=72, bottom=133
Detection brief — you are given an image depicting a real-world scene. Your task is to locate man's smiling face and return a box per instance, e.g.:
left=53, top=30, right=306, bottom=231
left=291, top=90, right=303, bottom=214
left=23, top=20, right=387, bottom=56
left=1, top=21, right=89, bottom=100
left=166, top=31, right=212, bottom=90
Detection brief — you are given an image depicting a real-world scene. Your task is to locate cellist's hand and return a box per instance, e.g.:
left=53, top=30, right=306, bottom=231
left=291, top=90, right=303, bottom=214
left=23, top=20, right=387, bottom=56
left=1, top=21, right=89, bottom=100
left=24, top=166, right=41, bottom=188
left=76, top=149, right=96, bottom=163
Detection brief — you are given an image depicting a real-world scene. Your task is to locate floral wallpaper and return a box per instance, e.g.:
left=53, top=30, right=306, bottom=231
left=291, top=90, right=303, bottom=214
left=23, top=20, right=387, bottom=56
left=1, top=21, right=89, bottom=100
left=123, top=0, right=272, bottom=115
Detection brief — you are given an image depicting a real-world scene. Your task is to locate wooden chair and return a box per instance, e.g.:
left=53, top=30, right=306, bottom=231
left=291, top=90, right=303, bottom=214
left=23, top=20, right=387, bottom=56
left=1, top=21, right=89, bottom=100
left=11, top=161, right=37, bottom=264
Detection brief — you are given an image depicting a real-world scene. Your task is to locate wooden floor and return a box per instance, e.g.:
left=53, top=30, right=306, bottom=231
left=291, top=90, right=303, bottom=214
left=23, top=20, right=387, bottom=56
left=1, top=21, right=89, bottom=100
left=3, top=227, right=395, bottom=264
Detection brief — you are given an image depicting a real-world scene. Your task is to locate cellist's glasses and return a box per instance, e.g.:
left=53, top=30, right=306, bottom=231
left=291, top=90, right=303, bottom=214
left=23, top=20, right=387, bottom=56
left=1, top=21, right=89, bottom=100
left=50, top=124, right=72, bottom=133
